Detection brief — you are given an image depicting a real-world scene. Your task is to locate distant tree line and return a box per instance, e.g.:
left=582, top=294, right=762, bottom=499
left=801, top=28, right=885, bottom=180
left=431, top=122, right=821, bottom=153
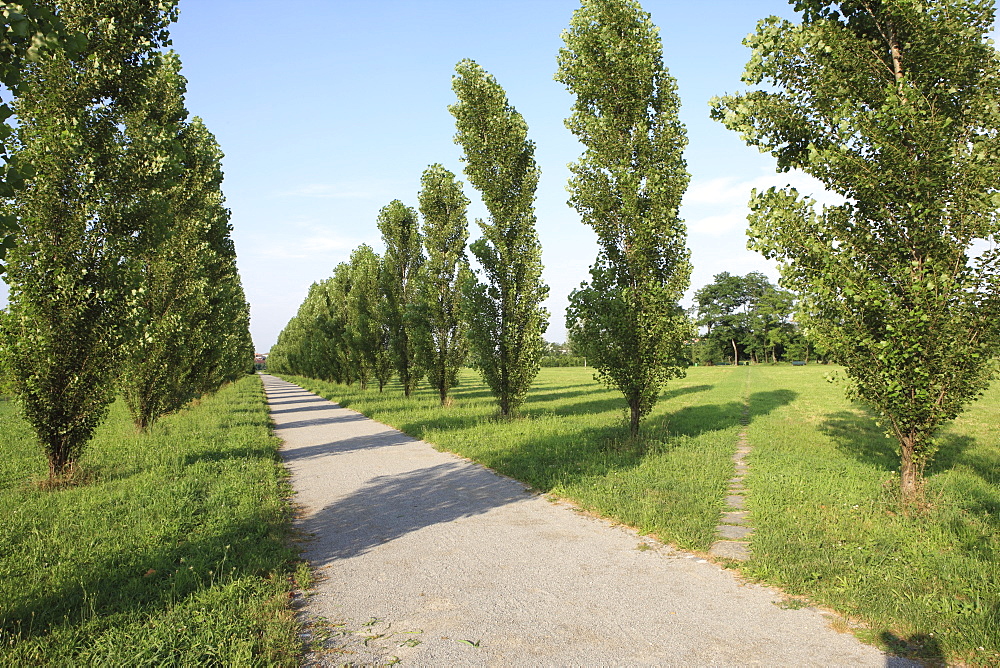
left=691, top=271, right=826, bottom=366
left=0, top=1, right=253, bottom=480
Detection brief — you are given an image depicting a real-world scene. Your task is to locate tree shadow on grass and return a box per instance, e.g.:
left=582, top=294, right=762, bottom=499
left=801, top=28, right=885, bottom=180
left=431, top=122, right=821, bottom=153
left=823, top=411, right=1000, bottom=534
left=650, top=389, right=797, bottom=437
left=490, top=390, right=798, bottom=494
left=549, top=384, right=715, bottom=419
left=821, top=410, right=898, bottom=471
left=823, top=410, right=995, bottom=481
left=1, top=509, right=292, bottom=643
left=880, top=631, right=945, bottom=667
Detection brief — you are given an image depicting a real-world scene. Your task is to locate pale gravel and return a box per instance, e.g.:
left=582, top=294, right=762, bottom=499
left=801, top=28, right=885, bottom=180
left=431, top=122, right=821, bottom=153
left=262, top=375, right=914, bottom=667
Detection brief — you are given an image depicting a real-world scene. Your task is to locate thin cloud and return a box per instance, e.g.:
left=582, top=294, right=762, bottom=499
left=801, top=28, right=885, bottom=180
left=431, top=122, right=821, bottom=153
left=277, top=183, right=378, bottom=199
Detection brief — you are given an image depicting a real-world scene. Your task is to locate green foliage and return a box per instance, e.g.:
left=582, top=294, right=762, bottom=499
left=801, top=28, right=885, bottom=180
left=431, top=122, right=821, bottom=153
left=378, top=200, right=424, bottom=396
left=413, top=164, right=472, bottom=404
left=269, top=254, right=388, bottom=390
left=0, top=377, right=301, bottom=665
left=346, top=245, right=390, bottom=391
left=450, top=59, right=549, bottom=417
left=557, top=0, right=691, bottom=436
left=0, top=2, right=85, bottom=272
left=270, top=272, right=351, bottom=384
left=711, top=0, right=1000, bottom=501
left=694, top=271, right=798, bottom=364
left=2, top=0, right=179, bottom=476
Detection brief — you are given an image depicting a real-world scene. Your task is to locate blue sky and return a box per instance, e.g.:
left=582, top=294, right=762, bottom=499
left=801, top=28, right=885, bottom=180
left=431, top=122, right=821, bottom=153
left=3, top=1, right=839, bottom=350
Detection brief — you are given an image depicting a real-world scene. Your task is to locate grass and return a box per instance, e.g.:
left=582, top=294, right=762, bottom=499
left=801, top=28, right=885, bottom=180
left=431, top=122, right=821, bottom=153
left=742, top=365, right=1000, bottom=666
left=0, top=375, right=301, bottom=666
left=280, top=365, right=999, bottom=666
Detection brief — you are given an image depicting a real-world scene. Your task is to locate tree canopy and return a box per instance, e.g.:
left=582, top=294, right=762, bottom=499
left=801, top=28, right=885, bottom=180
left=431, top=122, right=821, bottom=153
left=711, top=0, right=1000, bottom=502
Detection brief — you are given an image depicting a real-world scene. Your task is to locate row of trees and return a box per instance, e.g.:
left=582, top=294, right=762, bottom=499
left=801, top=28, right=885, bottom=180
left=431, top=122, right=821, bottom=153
left=271, top=60, right=551, bottom=415
left=268, top=169, right=474, bottom=405
left=273, top=0, right=697, bottom=438
left=0, top=1, right=253, bottom=479
left=275, top=0, right=1000, bottom=503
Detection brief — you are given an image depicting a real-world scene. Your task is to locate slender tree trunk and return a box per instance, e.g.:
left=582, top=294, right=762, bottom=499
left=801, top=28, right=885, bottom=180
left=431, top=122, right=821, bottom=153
left=629, top=401, right=641, bottom=437
left=731, top=339, right=739, bottom=365
left=900, top=434, right=921, bottom=505
left=47, top=440, right=72, bottom=480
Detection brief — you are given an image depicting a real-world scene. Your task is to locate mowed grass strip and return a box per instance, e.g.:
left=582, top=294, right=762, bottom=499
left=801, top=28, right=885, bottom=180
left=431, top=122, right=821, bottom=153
left=282, top=365, right=999, bottom=666
left=0, top=375, right=301, bottom=666
left=741, top=365, right=1000, bottom=666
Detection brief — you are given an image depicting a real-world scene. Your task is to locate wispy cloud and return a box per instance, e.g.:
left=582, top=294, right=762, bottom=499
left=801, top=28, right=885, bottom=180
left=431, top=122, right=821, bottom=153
left=276, top=183, right=379, bottom=199
left=685, top=171, right=842, bottom=208
left=684, top=170, right=846, bottom=237
left=239, top=219, right=377, bottom=261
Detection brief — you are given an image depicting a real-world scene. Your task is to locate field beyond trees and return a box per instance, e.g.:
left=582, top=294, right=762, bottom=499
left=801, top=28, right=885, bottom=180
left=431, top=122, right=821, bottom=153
left=282, top=365, right=999, bottom=666
left=0, top=376, right=300, bottom=666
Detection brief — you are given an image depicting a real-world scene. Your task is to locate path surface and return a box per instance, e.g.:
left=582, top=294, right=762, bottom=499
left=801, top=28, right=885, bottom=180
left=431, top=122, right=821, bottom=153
left=263, top=375, right=910, bottom=667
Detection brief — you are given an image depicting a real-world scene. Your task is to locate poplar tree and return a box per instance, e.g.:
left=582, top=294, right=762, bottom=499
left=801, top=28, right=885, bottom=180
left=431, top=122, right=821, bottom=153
left=557, top=0, right=692, bottom=436
left=450, top=59, right=549, bottom=417
left=711, top=0, right=1000, bottom=503
left=414, top=163, right=472, bottom=405
left=118, top=52, right=198, bottom=432
left=346, top=244, right=387, bottom=391
left=378, top=200, right=424, bottom=396
left=3, top=0, right=178, bottom=478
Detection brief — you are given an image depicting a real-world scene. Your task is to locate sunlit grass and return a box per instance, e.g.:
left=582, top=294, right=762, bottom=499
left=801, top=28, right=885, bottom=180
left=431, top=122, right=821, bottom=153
left=743, top=366, right=1000, bottom=666
left=0, top=375, right=300, bottom=666
left=281, top=364, right=999, bottom=666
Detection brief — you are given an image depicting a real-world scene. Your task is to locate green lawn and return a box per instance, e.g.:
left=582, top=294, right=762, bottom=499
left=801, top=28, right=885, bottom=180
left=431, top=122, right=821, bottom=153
left=0, top=375, right=301, bottom=666
left=282, top=365, right=999, bottom=666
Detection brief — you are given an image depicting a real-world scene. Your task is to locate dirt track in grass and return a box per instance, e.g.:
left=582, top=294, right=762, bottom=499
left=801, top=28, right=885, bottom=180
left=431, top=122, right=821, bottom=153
left=263, top=374, right=912, bottom=667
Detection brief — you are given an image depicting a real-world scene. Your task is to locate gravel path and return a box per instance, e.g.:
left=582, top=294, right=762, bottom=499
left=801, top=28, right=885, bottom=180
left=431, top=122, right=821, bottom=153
left=263, top=375, right=911, bottom=667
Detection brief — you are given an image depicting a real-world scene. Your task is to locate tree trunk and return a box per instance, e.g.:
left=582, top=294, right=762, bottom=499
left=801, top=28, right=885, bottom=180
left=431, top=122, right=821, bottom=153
left=629, top=401, right=641, bottom=437
left=47, top=439, right=72, bottom=480
left=900, top=434, right=922, bottom=505
left=731, top=339, right=739, bottom=365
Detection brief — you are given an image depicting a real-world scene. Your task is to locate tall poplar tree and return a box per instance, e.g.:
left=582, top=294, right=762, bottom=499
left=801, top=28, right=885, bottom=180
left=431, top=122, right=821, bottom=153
left=557, top=0, right=692, bottom=436
left=450, top=59, right=549, bottom=417
left=346, top=244, right=387, bottom=391
left=3, top=0, right=178, bottom=477
left=414, top=163, right=472, bottom=405
left=378, top=200, right=424, bottom=396
left=711, top=0, right=1000, bottom=503
left=117, top=51, right=198, bottom=432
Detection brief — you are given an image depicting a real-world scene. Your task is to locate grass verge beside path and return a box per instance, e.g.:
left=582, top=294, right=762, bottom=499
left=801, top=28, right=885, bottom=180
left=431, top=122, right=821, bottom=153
left=743, top=366, right=1000, bottom=666
left=0, top=375, right=301, bottom=666
left=281, top=366, right=999, bottom=666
